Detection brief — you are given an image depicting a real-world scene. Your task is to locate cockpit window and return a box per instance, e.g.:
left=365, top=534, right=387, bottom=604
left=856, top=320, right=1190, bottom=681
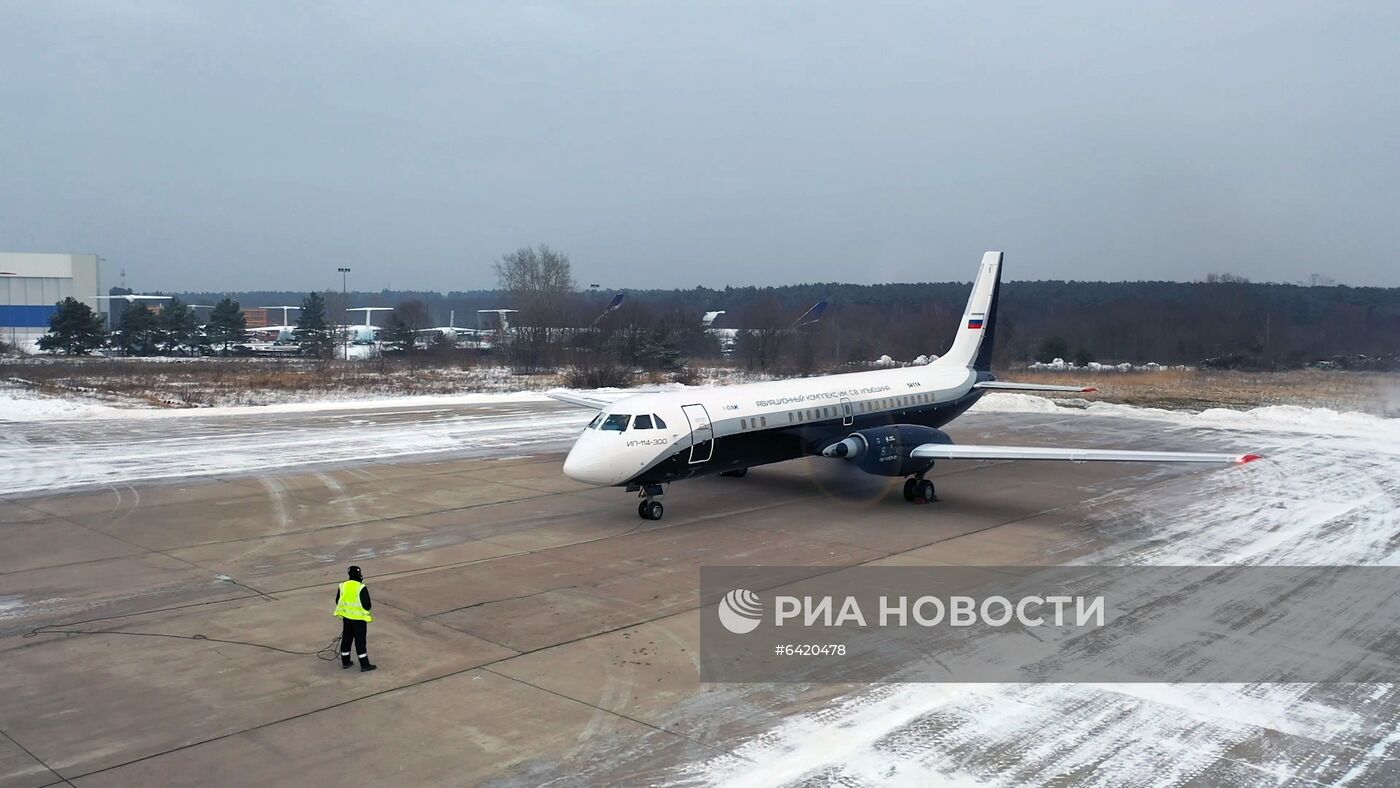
left=633, top=414, right=654, bottom=429
left=586, top=413, right=604, bottom=429
left=601, top=414, right=631, bottom=431
left=653, top=414, right=667, bottom=429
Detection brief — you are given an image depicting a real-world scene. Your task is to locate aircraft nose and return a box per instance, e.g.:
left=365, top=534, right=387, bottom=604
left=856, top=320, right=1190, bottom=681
left=562, top=439, right=620, bottom=486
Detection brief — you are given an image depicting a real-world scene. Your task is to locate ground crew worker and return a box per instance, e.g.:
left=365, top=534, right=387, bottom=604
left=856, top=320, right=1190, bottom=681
left=334, top=565, right=376, bottom=671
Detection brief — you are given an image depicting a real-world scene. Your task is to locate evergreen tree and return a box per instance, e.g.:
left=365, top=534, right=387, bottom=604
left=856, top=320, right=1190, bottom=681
left=295, top=292, right=336, bottom=358
left=160, top=297, right=199, bottom=355
left=37, top=297, right=107, bottom=355
left=381, top=313, right=418, bottom=355
left=1036, top=336, right=1070, bottom=363
left=117, top=302, right=160, bottom=356
left=207, top=298, right=247, bottom=353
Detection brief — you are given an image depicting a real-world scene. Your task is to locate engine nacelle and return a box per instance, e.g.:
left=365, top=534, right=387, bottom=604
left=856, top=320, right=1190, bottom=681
left=821, top=425, right=953, bottom=476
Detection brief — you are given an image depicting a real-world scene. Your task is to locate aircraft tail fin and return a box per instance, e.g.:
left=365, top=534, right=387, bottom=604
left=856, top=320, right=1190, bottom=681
left=932, top=251, right=1001, bottom=372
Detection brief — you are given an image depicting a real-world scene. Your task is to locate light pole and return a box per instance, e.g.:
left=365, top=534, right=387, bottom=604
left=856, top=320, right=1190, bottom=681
left=338, top=267, right=351, bottom=360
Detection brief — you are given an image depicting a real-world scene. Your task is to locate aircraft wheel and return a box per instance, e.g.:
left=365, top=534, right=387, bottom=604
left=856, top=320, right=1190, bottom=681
left=916, top=479, right=937, bottom=503
left=638, top=501, right=648, bottom=519
left=641, top=501, right=664, bottom=520
left=903, top=478, right=917, bottom=502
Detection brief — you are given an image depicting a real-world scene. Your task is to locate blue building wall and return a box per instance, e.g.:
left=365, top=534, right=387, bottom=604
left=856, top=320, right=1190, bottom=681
left=0, top=304, right=59, bottom=328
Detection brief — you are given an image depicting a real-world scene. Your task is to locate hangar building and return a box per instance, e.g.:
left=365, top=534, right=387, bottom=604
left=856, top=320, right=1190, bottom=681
left=0, top=253, right=104, bottom=346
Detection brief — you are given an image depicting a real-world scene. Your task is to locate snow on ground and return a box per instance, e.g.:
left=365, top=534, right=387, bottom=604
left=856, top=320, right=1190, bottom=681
left=0, top=387, right=552, bottom=423
left=0, top=388, right=125, bottom=421
left=7, top=382, right=1400, bottom=781
left=685, top=397, right=1400, bottom=787
left=0, top=395, right=584, bottom=496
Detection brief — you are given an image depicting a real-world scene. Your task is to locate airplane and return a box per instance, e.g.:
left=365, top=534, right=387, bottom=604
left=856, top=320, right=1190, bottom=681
left=478, top=308, right=519, bottom=333
left=550, top=252, right=1260, bottom=520
left=703, top=299, right=828, bottom=354
left=345, top=307, right=394, bottom=344
left=96, top=293, right=173, bottom=304
left=417, top=310, right=466, bottom=342
left=590, top=293, right=626, bottom=327
left=249, top=306, right=302, bottom=343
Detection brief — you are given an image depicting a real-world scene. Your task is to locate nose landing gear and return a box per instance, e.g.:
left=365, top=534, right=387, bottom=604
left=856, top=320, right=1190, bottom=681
left=633, top=483, right=666, bottom=520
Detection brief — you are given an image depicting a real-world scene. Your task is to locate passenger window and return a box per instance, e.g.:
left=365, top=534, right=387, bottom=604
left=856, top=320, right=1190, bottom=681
left=760, top=416, right=767, bottom=427
left=653, top=414, right=667, bottom=429
left=601, top=414, right=630, bottom=431
left=634, top=414, right=653, bottom=429
left=740, top=418, right=747, bottom=429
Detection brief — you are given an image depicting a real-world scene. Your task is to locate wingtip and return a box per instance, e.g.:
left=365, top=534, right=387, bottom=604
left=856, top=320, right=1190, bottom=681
left=1237, top=453, right=1263, bottom=464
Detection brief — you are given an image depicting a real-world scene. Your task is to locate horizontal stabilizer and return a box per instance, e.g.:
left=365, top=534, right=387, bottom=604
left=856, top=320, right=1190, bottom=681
left=910, top=444, right=1260, bottom=464
left=974, top=381, right=1098, bottom=393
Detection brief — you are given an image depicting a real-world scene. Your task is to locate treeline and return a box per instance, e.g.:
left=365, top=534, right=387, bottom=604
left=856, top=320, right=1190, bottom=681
left=34, top=296, right=253, bottom=356
left=178, top=279, right=1400, bottom=369
left=35, top=294, right=355, bottom=358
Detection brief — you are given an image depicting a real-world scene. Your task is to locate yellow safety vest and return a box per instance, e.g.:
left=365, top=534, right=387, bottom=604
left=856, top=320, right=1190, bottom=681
left=334, top=580, right=372, bottom=622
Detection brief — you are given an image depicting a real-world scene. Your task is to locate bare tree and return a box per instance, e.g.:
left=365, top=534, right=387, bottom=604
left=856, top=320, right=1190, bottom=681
left=494, top=245, right=576, bottom=327
left=393, top=299, right=431, bottom=330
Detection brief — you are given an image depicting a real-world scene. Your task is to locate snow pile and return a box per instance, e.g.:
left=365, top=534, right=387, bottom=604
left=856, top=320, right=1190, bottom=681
left=0, top=389, right=127, bottom=421
left=868, top=354, right=939, bottom=367
left=1029, top=358, right=1188, bottom=372
left=969, top=392, right=1067, bottom=415
left=973, top=392, right=1400, bottom=440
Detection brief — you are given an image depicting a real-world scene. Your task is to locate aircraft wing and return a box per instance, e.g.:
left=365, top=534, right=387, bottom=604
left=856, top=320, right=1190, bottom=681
left=973, top=381, right=1098, bottom=393
left=546, top=390, right=631, bottom=410
left=910, top=444, right=1260, bottom=464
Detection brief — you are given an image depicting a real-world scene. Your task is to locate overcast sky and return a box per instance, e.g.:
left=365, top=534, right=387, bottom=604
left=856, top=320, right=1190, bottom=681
left=3, top=2, right=1397, bottom=292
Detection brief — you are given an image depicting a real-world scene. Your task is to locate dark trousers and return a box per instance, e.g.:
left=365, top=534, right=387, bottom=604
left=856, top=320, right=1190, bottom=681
left=340, top=618, right=368, bottom=658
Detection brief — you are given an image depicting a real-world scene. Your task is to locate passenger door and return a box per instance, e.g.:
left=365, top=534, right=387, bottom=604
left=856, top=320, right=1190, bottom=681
left=681, top=404, right=714, bottom=464
left=840, top=398, right=853, bottom=426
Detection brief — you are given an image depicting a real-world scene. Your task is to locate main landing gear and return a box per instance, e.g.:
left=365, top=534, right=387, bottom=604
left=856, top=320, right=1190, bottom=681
left=903, top=475, right=938, bottom=504
left=634, top=483, right=666, bottom=520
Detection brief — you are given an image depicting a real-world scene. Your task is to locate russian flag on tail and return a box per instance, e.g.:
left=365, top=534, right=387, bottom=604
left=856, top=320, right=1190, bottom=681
left=966, top=314, right=985, bottom=329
